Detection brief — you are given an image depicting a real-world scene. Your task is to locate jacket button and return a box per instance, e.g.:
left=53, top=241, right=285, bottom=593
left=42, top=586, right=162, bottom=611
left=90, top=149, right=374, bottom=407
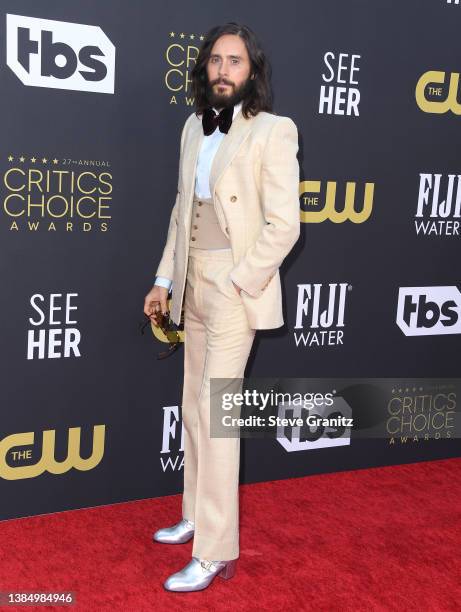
left=225, top=226, right=229, bottom=232
left=230, top=195, right=237, bottom=202
left=196, top=213, right=200, bottom=217
left=198, top=201, right=203, bottom=206
left=191, top=236, right=196, bottom=241
left=193, top=224, right=198, bottom=229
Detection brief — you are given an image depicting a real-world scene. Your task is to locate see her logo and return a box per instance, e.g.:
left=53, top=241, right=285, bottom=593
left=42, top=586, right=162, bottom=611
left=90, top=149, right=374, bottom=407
left=27, top=292, right=81, bottom=359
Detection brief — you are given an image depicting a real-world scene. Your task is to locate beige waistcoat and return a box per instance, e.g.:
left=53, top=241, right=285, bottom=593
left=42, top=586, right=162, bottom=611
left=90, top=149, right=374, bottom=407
left=189, top=193, right=231, bottom=249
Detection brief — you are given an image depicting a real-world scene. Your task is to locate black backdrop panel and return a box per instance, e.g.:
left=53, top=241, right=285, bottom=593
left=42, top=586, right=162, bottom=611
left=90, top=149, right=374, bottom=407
left=1, top=0, right=460, bottom=520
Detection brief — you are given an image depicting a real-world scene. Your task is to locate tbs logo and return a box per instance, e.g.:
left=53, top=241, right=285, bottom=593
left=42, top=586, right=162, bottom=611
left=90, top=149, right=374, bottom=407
left=6, top=13, right=115, bottom=93
left=396, top=286, right=461, bottom=336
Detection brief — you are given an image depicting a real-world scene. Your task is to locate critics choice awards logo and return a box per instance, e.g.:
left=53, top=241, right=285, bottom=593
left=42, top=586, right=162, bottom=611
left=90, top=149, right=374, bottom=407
left=386, top=385, right=456, bottom=445
left=165, top=31, right=206, bottom=107
left=3, top=14, right=114, bottom=233
left=3, top=155, right=112, bottom=233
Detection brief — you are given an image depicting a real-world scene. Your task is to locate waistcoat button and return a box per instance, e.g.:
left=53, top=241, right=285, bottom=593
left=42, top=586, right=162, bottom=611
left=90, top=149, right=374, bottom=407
left=230, top=195, right=237, bottom=202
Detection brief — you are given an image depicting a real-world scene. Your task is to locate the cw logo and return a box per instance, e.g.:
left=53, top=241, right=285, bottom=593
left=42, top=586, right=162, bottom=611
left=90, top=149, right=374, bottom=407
left=0, top=425, right=105, bottom=480
left=415, top=71, right=461, bottom=114
left=299, top=180, right=374, bottom=223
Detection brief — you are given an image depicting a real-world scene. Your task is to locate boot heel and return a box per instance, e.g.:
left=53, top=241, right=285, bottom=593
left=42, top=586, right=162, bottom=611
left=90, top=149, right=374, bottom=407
left=218, top=559, right=237, bottom=580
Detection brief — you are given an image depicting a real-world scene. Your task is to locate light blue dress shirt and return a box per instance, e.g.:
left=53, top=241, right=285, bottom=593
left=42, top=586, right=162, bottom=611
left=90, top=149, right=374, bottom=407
left=154, top=102, right=243, bottom=292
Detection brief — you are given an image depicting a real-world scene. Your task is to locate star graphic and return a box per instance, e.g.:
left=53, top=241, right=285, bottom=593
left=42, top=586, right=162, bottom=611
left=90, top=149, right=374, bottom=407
left=31, top=157, right=36, bottom=163
left=42, top=157, right=47, bottom=163
left=8, top=155, right=13, bottom=162
left=179, top=33, right=185, bottom=39
left=19, top=156, right=25, bottom=162
left=53, top=158, right=59, bottom=164
left=169, top=31, right=175, bottom=37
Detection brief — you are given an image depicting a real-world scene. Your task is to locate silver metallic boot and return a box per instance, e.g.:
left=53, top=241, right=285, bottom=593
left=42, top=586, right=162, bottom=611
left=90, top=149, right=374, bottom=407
left=153, top=518, right=195, bottom=544
left=163, top=557, right=237, bottom=592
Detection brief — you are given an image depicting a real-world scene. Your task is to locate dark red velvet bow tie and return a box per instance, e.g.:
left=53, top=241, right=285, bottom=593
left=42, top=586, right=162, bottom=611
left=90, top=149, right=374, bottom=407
left=202, top=105, right=234, bottom=136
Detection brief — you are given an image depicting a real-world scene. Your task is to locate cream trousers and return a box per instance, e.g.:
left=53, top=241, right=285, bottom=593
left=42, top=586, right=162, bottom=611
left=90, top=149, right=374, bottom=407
left=181, top=246, right=256, bottom=561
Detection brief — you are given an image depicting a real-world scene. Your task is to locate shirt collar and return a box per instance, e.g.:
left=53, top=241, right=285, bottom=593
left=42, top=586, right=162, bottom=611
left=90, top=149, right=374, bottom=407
left=212, top=101, right=242, bottom=121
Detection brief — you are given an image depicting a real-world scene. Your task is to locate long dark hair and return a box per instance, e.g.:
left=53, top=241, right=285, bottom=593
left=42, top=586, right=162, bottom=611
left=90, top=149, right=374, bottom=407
left=190, top=22, right=273, bottom=119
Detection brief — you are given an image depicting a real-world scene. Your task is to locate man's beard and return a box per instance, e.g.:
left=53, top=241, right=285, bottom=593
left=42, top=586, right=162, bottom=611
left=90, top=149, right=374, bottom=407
left=206, top=76, right=253, bottom=110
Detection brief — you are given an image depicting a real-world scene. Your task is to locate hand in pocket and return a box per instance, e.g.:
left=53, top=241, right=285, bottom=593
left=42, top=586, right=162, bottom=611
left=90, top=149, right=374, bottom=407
left=231, top=279, right=241, bottom=295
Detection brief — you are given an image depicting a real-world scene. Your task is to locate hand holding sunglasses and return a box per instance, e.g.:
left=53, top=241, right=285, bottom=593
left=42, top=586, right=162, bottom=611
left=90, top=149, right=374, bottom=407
left=139, top=308, right=182, bottom=359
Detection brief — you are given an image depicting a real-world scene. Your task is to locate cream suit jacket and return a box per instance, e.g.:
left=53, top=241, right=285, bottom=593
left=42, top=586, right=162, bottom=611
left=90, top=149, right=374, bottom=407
left=154, top=108, right=301, bottom=330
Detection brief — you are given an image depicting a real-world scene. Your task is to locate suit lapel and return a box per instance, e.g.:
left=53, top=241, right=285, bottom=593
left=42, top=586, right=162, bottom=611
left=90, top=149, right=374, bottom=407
left=208, top=109, right=255, bottom=196
left=183, top=115, right=204, bottom=202
left=183, top=108, right=256, bottom=207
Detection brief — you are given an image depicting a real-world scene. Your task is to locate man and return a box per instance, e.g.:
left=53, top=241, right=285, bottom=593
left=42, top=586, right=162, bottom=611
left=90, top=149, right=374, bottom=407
left=143, top=22, right=300, bottom=592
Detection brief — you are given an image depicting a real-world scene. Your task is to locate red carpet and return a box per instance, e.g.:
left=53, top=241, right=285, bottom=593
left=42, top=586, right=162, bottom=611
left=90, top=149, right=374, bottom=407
left=0, top=458, right=460, bottom=611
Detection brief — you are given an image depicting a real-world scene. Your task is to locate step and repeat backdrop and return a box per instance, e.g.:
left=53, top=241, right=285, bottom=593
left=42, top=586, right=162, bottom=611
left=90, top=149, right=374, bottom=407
left=1, top=1, right=460, bottom=520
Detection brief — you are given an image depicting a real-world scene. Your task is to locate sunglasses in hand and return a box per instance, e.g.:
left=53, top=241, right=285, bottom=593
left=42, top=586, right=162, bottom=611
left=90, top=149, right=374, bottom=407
left=139, top=308, right=182, bottom=359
